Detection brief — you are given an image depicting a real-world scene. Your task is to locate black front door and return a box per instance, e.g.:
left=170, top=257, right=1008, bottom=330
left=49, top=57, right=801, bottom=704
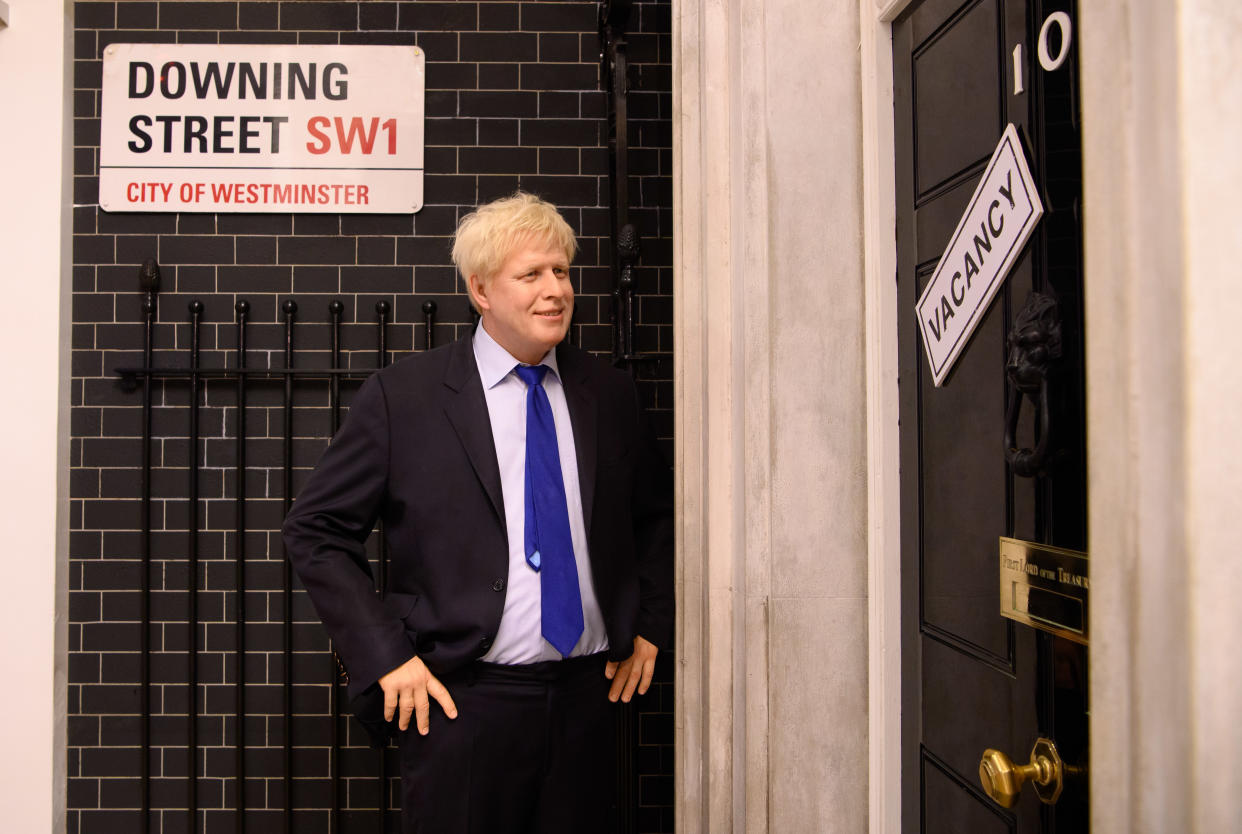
left=894, top=1, right=1087, bottom=831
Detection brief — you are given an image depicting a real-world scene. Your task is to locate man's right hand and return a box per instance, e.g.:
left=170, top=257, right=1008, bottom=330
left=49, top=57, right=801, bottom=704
left=378, top=656, right=458, bottom=735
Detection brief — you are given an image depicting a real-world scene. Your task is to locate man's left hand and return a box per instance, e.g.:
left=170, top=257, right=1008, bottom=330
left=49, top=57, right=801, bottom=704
left=605, top=635, right=658, bottom=703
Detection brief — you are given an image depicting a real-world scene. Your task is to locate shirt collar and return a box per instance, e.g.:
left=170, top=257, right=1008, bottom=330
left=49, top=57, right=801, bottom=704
left=472, top=322, right=560, bottom=390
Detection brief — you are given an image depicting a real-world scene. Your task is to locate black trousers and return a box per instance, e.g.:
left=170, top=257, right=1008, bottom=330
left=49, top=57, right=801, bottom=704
left=397, top=652, right=619, bottom=834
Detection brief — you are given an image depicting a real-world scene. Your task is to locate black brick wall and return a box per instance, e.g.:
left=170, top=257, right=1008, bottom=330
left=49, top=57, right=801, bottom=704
left=69, top=2, right=673, bottom=832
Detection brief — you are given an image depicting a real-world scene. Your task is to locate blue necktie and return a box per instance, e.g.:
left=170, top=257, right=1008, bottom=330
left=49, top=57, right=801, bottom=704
left=514, top=364, right=584, bottom=657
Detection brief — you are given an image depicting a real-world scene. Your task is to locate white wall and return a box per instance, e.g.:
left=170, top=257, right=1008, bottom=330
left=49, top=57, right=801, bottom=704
left=0, top=1, right=73, bottom=830
left=1083, top=2, right=1242, bottom=831
left=761, top=0, right=869, bottom=829
left=1180, top=4, right=1242, bottom=831
left=674, top=0, right=869, bottom=829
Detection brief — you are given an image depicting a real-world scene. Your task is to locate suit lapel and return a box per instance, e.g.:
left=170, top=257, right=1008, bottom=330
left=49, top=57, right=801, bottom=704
left=558, top=344, right=598, bottom=535
left=442, top=334, right=506, bottom=527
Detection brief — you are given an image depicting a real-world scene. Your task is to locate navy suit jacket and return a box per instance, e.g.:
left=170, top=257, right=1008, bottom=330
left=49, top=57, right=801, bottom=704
left=282, top=333, right=674, bottom=743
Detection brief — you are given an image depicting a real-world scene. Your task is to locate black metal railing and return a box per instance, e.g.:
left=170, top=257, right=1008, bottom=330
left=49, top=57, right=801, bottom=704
left=118, top=260, right=437, bottom=833
left=600, top=0, right=648, bottom=373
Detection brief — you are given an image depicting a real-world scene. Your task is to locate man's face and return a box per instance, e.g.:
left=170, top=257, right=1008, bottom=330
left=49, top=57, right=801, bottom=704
left=469, top=235, right=574, bottom=365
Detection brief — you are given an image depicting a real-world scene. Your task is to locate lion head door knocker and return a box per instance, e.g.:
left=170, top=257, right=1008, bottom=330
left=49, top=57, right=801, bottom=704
left=1004, top=292, right=1063, bottom=477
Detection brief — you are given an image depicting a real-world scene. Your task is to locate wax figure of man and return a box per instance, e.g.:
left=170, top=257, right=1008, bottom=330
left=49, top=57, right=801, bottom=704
left=283, top=192, right=674, bottom=833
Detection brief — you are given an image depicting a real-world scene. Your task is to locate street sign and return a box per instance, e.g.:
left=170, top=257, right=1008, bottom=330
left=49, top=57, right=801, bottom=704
left=100, top=44, right=425, bottom=213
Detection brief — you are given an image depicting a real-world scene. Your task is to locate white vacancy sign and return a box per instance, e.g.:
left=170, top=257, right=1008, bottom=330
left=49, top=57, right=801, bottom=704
left=916, top=123, right=1043, bottom=386
left=100, top=44, right=424, bottom=213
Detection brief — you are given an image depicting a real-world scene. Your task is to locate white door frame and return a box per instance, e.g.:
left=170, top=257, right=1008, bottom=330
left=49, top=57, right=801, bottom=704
left=860, top=2, right=910, bottom=832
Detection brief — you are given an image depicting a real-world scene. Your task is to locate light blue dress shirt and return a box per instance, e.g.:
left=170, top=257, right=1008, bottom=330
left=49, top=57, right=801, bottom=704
left=472, top=324, right=609, bottom=663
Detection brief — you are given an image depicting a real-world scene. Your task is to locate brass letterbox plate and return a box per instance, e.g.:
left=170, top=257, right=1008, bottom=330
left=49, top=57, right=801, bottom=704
left=998, top=537, right=1088, bottom=645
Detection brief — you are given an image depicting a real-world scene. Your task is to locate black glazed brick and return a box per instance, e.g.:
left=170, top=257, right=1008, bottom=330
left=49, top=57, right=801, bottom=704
left=276, top=236, right=356, bottom=266
left=479, top=3, right=519, bottom=31
left=520, top=61, right=596, bottom=92
left=71, top=1, right=675, bottom=830
left=117, top=2, right=158, bottom=30
left=478, top=62, right=520, bottom=91
left=521, top=1, right=597, bottom=32
left=459, top=146, right=538, bottom=175
left=460, top=90, right=539, bottom=118
left=158, top=2, right=239, bottom=31
left=159, top=235, right=236, bottom=266
left=539, top=33, right=580, bottom=63
left=460, top=32, right=539, bottom=64
left=76, top=3, right=117, bottom=30
left=237, top=2, right=278, bottom=31
left=398, top=2, right=478, bottom=32
left=279, top=2, right=358, bottom=32
left=360, top=3, right=398, bottom=31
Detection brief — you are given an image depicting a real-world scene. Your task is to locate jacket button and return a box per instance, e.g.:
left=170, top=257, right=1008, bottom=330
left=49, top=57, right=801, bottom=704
left=480, top=636, right=493, bottom=651
left=492, top=579, right=505, bottom=592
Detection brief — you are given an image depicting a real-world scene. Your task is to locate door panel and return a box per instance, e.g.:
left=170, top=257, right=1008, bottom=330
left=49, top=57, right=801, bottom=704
left=919, top=293, right=1022, bottom=659
left=913, top=0, right=1003, bottom=196
left=897, top=0, right=1087, bottom=831
left=922, top=632, right=1035, bottom=782
left=914, top=176, right=980, bottom=264
left=912, top=0, right=989, bottom=44
left=923, top=753, right=1016, bottom=834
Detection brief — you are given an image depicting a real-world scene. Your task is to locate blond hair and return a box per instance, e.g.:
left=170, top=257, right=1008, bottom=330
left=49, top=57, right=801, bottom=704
left=451, top=192, right=578, bottom=309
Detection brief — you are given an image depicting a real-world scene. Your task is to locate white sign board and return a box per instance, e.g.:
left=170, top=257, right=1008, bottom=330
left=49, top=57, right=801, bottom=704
left=916, top=123, right=1043, bottom=386
left=100, top=44, right=424, bottom=213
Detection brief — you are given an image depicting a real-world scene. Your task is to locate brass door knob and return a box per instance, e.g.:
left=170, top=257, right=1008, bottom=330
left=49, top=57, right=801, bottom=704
left=978, top=737, right=1064, bottom=808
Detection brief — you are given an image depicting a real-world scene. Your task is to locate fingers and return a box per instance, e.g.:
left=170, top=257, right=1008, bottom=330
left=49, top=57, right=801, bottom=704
left=608, top=658, right=646, bottom=703
left=633, top=637, right=658, bottom=698
left=609, top=637, right=659, bottom=703
left=604, top=660, right=618, bottom=680
left=427, top=675, right=459, bottom=721
left=383, top=687, right=399, bottom=723
left=411, top=689, right=428, bottom=734
left=636, top=654, right=656, bottom=696
left=402, top=688, right=420, bottom=733
left=378, top=656, right=458, bottom=735
left=607, top=659, right=631, bottom=702
left=619, top=658, right=643, bottom=703
left=408, top=672, right=457, bottom=735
